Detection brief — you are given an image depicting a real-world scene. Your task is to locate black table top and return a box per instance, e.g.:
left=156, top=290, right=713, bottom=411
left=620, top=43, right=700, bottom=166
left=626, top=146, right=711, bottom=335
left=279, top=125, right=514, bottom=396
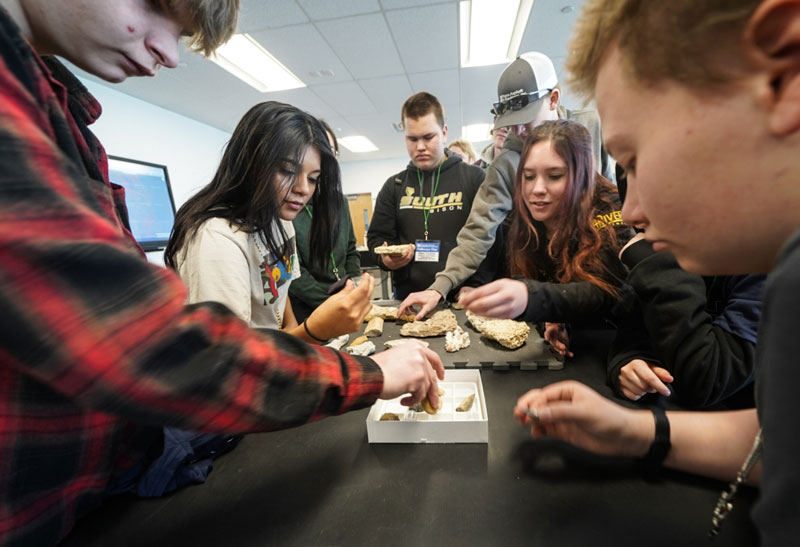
left=62, top=328, right=758, bottom=547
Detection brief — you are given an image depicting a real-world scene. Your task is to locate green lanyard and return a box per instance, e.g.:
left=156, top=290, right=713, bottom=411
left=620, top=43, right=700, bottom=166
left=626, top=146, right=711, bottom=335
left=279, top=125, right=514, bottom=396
left=416, top=161, right=443, bottom=240
left=304, top=206, right=339, bottom=280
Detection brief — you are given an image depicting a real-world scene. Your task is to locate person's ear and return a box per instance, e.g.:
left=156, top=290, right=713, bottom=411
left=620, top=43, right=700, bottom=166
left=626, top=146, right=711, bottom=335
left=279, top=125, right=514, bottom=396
left=442, top=123, right=448, bottom=140
left=745, top=0, right=800, bottom=136
left=549, top=88, right=560, bottom=111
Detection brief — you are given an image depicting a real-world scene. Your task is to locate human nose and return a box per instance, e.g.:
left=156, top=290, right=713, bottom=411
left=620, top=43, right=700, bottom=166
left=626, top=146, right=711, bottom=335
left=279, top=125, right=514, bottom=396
left=146, top=25, right=181, bottom=69
left=621, top=177, right=647, bottom=229
left=292, top=176, right=312, bottom=197
left=531, top=177, right=547, bottom=195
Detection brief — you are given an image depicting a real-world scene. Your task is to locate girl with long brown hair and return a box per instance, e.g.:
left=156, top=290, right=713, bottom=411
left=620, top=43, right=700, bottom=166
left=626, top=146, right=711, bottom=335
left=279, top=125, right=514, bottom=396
left=459, top=120, right=631, bottom=353
left=164, top=101, right=373, bottom=344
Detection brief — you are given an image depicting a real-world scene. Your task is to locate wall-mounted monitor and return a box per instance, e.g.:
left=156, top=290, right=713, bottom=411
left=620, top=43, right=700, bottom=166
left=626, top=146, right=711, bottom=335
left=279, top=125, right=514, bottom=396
left=107, top=155, right=177, bottom=252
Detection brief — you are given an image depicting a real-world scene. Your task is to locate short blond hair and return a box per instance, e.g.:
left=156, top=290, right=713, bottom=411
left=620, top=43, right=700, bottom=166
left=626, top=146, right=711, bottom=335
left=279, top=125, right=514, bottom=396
left=178, top=0, right=239, bottom=56
left=448, top=138, right=477, bottom=163
left=565, top=0, right=760, bottom=102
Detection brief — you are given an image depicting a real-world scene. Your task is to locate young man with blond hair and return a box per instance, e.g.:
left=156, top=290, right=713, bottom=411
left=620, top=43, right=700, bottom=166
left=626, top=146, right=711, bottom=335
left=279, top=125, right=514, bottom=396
left=514, top=1, right=800, bottom=544
left=0, top=1, right=443, bottom=544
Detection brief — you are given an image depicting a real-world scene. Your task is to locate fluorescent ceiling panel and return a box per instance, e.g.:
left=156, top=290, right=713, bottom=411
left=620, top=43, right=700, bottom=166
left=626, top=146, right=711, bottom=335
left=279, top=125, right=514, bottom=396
left=211, top=34, right=305, bottom=92
left=339, top=136, right=379, bottom=153
left=460, top=0, right=534, bottom=68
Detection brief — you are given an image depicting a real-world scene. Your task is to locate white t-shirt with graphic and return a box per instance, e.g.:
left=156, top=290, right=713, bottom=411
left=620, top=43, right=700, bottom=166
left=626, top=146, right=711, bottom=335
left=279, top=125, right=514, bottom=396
left=176, top=217, right=300, bottom=329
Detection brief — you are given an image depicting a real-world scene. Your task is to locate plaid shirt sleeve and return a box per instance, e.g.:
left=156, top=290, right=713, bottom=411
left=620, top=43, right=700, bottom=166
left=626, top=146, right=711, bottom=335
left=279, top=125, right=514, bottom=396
left=0, top=13, right=382, bottom=546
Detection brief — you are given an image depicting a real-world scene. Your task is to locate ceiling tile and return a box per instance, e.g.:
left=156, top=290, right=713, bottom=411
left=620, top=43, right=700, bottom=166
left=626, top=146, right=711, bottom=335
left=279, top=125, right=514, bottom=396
left=316, top=13, right=406, bottom=79
left=311, top=81, right=378, bottom=117
left=358, top=75, right=414, bottom=117
left=298, top=0, right=381, bottom=19
left=237, top=0, right=309, bottom=32
left=386, top=3, right=460, bottom=73
left=408, top=69, right=460, bottom=113
left=249, top=24, right=354, bottom=84
left=380, top=0, right=452, bottom=8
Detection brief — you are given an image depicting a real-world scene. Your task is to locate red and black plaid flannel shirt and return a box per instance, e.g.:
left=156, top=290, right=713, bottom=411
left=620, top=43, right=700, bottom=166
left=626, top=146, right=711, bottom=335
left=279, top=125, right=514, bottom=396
left=0, top=10, right=383, bottom=547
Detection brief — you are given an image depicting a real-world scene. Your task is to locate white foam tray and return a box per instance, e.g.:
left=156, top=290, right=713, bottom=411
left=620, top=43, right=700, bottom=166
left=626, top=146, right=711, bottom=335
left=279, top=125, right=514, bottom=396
left=366, top=369, right=488, bottom=443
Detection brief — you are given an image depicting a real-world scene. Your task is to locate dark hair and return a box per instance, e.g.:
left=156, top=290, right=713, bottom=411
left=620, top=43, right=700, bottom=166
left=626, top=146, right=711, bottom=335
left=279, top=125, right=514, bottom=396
left=507, top=119, right=620, bottom=296
left=401, top=92, right=445, bottom=128
left=318, top=119, right=339, bottom=154
left=165, top=101, right=341, bottom=273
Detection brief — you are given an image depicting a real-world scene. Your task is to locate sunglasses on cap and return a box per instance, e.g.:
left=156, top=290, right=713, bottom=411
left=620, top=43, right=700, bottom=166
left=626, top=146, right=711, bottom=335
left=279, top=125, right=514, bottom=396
left=492, top=88, right=553, bottom=116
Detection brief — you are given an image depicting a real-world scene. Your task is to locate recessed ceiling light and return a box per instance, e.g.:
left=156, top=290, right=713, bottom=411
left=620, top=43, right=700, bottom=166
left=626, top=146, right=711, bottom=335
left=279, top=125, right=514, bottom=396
left=459, top=0, right=534, bottom=68
left=560, top=5, right=575, bottom=13
left=339, top=136, right=379, bottom=153
left=211, top=34, right=305, bottom=93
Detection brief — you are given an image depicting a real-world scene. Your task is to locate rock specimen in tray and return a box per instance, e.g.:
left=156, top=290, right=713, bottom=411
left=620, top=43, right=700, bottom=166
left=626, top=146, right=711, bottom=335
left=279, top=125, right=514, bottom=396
left=465, top=311, right=530, bottom=349
left=456, top=394, right=475, bottom=412
left=364, top=316, right=384, bottom=337
left=399, top=309, right=458, bottom=337
left=422, top=387, right=446, bottom=414
left=445, top=326, right=470, bottom=352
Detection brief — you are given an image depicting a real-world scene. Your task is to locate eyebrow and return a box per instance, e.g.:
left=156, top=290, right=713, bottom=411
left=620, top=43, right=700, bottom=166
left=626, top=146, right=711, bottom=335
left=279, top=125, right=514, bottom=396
left=523, top=166, right=566, bottom=173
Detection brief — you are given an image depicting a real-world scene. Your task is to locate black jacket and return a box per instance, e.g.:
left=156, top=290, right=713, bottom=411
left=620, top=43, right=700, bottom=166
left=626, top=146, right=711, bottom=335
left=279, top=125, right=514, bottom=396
left=607, top=239, right=764, bottom=408
left=367, top=151, right=485, bottom=299
left=518, top=190, right=631, bottom=325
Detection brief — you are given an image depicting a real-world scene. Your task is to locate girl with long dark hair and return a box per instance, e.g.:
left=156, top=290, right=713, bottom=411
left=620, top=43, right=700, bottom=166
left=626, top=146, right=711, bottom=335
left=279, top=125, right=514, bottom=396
left=164, top=101, right=373, bottom=343
left=459, top=119, right=631, bottom=353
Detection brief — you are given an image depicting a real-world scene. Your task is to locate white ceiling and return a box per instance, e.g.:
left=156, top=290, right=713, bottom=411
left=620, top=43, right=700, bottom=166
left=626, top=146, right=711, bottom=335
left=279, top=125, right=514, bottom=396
left=71, top=0, right=586, bottom=162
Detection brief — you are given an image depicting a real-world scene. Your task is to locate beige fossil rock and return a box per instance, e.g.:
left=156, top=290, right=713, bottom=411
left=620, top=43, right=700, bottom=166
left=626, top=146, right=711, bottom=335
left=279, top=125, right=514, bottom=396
left=466, top=311, right=530, bottom=349
left=364, top=317, right=384, bottom=337
left=364, top=304, right=398, bottom=322
left=445, top=326, right=471, bottom=352
left=399, top=309, right=458, bottom=337
left=456, top=393, right=475, bottom=412
left=374, top=244, right=412, bottom=256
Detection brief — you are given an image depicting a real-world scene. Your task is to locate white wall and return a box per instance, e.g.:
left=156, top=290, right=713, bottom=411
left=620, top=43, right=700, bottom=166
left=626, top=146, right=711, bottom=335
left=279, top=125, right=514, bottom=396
left=340, top=157, right=407, bottom=198
left=80, top=79, right=232, bottom=266
left=81, top=80, right=231, bottom=209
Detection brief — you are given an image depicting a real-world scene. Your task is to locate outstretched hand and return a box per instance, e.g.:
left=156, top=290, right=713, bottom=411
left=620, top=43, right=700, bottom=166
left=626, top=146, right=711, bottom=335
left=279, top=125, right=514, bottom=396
left=514, top=380, right=653, bottom=458
left=398, top=289, right=443, bottom=320
left=457, top=278, right=528, bottom=319
left=372, top=341, right=445, bottom=408
left=618, top=359, right=673, bottom=400
left=306, top=273, right=374, bottom=339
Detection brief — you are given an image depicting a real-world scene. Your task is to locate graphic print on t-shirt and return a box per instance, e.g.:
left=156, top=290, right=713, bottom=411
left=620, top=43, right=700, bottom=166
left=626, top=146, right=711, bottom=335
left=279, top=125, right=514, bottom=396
left=259, top=236, right=297, bottom=304
left=398, top=187, right=465, bottom=212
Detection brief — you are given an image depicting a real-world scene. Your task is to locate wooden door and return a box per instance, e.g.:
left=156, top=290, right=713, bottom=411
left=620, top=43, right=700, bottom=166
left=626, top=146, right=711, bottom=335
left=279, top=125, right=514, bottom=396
left=347, top=193, right=373, bottom=248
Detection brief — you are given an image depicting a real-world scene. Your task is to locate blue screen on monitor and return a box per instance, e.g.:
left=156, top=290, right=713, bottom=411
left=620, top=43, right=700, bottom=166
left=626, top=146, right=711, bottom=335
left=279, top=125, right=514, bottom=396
left=107, top=156, right=177, bottom=251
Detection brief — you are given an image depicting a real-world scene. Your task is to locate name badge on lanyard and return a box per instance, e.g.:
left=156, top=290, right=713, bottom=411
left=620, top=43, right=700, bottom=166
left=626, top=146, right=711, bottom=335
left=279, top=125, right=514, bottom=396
left=415, top=239, right=440, bottom=262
